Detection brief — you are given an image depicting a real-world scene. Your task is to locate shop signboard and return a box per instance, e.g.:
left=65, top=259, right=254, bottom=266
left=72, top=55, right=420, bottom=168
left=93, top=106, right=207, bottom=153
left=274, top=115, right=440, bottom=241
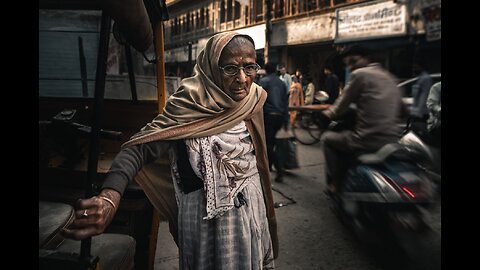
left=335, top=0, right=407, bottom=43
left=271, top=13, right=335, bottom=46
left=422, top=0, right=441, bottom=41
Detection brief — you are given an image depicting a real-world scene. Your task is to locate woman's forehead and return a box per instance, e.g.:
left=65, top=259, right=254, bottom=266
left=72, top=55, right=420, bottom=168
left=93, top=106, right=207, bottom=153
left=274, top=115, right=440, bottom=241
left=220, top=46, right=255, bottom=63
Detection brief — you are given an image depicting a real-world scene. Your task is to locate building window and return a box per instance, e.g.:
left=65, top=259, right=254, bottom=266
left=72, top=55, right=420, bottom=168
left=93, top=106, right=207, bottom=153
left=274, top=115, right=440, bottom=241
left=275, top=0, right=284, bottom=18
left=174, top=17, right=178, bottom=34
left=255, top=0, right=263, bottom=22
left=206, top=8, right=210, bottom=27
left=220, top=1, right=226, bottom=23
left=172, top=17, right=177, bottom=36
left=234, top=0, right=240, bottom=20
left=179, top=17, right=183, bottom=34
left=190, top=13, right=194, bottom=31
left=196, top=10, right=200, bottom=30
left=182, top=16, right=186, bottom=33
left=306, top=0, right=317, bottom=12
left=227, top=0, right=233, bottom=21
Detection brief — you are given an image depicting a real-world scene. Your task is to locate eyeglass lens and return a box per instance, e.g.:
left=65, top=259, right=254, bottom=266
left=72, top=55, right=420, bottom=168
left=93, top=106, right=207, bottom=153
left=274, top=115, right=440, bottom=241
left=222, top=64, right=258, bottom=76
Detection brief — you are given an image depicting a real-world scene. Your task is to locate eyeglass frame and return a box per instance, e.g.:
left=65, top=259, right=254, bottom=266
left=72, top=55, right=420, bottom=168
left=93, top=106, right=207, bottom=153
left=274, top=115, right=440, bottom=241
left=219, top=63, right=260, bottom=76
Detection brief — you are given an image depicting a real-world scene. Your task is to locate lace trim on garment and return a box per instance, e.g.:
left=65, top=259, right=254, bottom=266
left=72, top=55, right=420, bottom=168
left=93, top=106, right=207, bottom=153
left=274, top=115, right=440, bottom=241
left=169, top=121, right=259, bottom=220
left=169, top=148, right=182, bottom=206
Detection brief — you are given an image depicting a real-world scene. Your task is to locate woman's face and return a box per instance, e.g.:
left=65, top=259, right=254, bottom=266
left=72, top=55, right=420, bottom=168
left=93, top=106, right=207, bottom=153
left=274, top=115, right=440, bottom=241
left=218, top=42, right=257, bottom=101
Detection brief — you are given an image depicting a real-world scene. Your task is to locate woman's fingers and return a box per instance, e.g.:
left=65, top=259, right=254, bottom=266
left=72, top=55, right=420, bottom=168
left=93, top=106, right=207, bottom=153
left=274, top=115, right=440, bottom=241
left=62, top=196, right=111, bottom=240
left=76, top=196, right=102, bottom=211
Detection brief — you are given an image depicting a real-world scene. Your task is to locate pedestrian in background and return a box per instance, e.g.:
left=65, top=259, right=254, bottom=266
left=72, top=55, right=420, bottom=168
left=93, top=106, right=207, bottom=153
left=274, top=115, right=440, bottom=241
left=410, top=61, right=433, bottom=120
left=323, top=65, right=340, bottom=104
left=408, top=60, right=433, bottom=139
left=295, top=68, right=304, bottom=86
left=278, top=64, right=292, bottom=94
left=255, top=68, right=267, bottom=83
left=304, top=75, right=315, bottom=105
left=288, top=75, right=304, bottom=126
left=259, top=62, right=289, bottom=182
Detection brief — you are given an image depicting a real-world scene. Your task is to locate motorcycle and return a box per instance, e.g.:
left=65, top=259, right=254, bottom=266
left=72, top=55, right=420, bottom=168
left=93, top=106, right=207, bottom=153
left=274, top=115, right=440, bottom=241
left=325, top=119, right=440, bottom=256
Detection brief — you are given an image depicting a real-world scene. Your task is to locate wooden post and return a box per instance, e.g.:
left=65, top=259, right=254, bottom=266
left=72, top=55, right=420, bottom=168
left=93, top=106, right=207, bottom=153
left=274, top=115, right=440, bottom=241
left=148, top=210, right=161, bottom=270
left=155, top=22, right=167, bottom=114
left=264, top=0, right=272, bottom=63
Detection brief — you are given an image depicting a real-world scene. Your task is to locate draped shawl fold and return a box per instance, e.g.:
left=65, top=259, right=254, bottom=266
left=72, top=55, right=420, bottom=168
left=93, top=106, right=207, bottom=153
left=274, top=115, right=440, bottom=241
left=123, top=32, right=262, bottom=145
left=123, top=32, right=279, bottom=258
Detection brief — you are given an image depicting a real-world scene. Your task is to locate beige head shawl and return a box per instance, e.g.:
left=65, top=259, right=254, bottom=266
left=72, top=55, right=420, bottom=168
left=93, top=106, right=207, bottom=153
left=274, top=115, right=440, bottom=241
left=123, top=32, right=266, bottom=147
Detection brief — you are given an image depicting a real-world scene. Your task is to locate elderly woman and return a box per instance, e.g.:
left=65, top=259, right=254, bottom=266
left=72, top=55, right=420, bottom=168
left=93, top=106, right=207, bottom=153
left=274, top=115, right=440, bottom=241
left=62, top=32, right=278, bottom=269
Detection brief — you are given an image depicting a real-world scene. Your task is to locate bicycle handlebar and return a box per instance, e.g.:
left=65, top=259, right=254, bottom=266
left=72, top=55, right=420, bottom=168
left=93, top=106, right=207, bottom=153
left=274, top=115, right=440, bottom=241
left=288, top=104, right=331, bottom=112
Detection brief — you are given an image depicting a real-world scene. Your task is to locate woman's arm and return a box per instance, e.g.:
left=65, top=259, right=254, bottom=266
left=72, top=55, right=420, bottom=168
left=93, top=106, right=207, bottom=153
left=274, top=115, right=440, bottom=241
left=62, top=140, right=170, bottom=240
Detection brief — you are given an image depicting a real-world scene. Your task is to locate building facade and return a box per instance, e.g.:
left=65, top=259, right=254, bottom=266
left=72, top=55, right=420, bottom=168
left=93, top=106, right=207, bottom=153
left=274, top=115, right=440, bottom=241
left=164, top=0, right=441, bottom=89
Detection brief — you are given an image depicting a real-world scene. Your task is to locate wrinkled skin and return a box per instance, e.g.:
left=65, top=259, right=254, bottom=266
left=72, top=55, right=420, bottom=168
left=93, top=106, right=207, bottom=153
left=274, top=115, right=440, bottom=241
left=61, top=189, right=120, bottom=240
left=218, top=41, right=257, bottom=101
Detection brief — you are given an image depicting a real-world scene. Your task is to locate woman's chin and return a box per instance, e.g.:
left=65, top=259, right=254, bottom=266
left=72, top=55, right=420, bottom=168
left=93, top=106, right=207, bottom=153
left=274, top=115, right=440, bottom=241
left=230, top=90, right=248, bottom=101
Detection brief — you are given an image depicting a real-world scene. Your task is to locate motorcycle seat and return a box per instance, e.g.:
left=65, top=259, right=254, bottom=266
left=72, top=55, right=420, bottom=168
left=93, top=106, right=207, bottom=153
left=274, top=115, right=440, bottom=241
left=357, top=143, right=404, bottom=164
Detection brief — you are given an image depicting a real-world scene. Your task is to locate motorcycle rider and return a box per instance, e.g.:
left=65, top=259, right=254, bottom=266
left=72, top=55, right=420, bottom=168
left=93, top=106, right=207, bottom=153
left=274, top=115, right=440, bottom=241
left=319, top=44, right=403, bottom=194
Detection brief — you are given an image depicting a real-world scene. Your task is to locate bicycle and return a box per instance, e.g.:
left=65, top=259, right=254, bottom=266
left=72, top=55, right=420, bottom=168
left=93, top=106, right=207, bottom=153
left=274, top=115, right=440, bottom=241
left=289, top=104, right=330, bottom=145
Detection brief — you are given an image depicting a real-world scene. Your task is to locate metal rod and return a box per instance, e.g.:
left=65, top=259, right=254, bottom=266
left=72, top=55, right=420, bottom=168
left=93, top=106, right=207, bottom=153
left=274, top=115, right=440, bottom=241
left=78, top=36, right=89, bottom=98
left=80, top=11, right=111, bottom=261
left=124, top=45, right=138, bottom=101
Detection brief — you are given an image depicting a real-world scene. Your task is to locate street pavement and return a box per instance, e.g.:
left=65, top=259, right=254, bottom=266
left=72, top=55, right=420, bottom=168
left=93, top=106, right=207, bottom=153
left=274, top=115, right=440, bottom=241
left=154, top=140, right=441, bottom=270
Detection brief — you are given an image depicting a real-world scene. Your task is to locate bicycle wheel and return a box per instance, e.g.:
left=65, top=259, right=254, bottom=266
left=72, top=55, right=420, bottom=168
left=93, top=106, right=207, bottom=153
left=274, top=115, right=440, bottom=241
left=292, top=111, right=320, bottom=145
left=307, top=111, right=327, bottom=140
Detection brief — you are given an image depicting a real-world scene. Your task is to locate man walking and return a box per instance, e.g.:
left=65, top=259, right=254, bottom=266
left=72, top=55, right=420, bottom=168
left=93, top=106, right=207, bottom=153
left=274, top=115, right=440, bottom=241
left=259, top=63, right=289, bottom=182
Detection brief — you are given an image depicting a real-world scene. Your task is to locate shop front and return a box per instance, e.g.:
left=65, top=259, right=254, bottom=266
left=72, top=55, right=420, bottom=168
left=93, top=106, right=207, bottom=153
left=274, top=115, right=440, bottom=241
left=334, top=0, right=440, bottom=80
left=270, top=12, right=337, bottom=90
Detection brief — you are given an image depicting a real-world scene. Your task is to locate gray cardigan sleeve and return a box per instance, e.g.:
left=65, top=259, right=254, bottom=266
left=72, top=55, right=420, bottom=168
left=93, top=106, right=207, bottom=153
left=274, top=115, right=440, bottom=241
left=102, top=140, right=170, bottom=196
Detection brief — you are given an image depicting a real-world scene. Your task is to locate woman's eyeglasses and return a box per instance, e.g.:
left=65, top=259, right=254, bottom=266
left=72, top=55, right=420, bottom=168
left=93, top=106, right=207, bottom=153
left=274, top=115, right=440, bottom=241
left=219, top=63, right=260, bottom=76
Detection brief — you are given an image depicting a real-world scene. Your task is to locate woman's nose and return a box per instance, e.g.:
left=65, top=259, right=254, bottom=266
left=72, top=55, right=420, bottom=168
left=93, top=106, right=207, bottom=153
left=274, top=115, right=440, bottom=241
left=236, top=69, right=247, bottom=82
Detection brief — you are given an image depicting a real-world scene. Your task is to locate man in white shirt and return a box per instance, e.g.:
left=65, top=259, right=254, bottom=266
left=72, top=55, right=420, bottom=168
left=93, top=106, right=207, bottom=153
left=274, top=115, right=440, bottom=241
left=278, top=64, right=292, bottom=94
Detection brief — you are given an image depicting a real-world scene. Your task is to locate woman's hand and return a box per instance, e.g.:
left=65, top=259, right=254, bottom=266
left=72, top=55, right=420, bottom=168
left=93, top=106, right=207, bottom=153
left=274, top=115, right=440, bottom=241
left=61, top=189, right=121, bottom=240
